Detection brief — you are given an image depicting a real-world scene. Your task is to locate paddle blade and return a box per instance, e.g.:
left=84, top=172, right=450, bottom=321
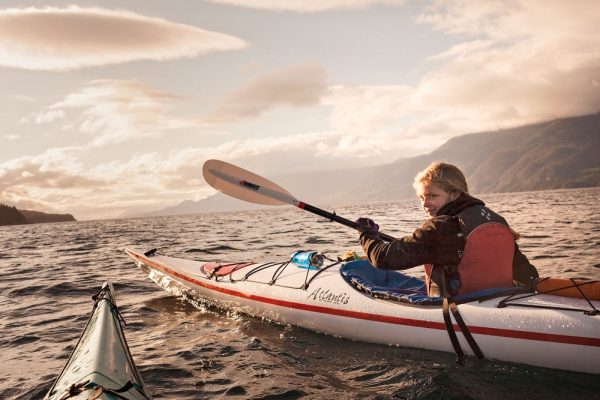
left=202, top=159, right=298, bottom=206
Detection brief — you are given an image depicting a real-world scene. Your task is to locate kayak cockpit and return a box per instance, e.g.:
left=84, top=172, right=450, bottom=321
left=341, top=260, right=437, bottom=305
left=340, top=260, right=526, bottom=306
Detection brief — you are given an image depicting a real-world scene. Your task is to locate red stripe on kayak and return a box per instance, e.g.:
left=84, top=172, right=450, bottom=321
left=297, top=202, right=306, bottom=209
left=129, top=251, right=600, bottom=348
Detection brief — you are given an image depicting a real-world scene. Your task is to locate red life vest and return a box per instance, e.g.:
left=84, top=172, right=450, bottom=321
left=425, top=223, right=515, bottom=296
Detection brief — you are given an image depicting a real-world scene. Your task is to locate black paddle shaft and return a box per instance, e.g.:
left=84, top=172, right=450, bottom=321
left=202, top=160, right=397, bottom=243
left=298, top=201, right=396, bottom=242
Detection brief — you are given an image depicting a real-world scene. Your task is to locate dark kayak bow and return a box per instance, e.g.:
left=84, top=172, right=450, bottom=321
left=44, top=282, right=151, bottom=400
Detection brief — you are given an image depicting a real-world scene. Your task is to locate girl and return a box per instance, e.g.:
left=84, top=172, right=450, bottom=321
left=357, top=161, right=538, bottom=296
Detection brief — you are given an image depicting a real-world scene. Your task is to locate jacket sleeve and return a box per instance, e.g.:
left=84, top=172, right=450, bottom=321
left=358, top=216, right=464, bottom=270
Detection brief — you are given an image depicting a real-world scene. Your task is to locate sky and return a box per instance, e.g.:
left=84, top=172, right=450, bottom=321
left=1, top=0, right=599, bottom=220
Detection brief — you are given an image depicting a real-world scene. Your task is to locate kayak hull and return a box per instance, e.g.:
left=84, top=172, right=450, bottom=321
left=126, top=248, right=600, bottom=374
left=44, top=282, right=150, bottom=400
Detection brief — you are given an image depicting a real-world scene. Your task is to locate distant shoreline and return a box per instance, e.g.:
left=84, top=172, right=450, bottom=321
left=0, top=203, right=76, bottom=226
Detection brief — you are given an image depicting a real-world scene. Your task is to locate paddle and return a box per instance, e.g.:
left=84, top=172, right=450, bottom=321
left=202, top=159, right=396, bottom=242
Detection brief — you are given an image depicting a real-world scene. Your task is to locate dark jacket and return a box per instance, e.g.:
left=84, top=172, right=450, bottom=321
left=358, top=193, right=539, bottom=286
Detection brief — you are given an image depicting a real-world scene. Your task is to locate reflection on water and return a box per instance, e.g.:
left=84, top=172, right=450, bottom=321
left=1, top=188, right=599, bottom=399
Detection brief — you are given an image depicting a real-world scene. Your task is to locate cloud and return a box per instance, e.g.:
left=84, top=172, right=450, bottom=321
left=203, top=0, right=598, bottom=143
left=0, top=146, right=203, bottom=219
left=203, top=62, right=328, bottom=123
left=0, top=147, right=101, bottom=190
left=0, top=6, right=247, bottom=71
left=33, top=79, right=199, bottom=146
left=32, top=109, right=65, bottom=124
left=4, top=1, right=599, bottom=221
left=205, top=0, right=405, bottom=13
left=418, top=0, right=600, bottom=40
left=319, top=0, right=600, bottom=152
left=0, top=147, right=106, bottom=216
left=334, top=0, right=600, bottom=139
left=325, top=85, right=414, bottom=134
left=160, top=130, right=421, bottom=177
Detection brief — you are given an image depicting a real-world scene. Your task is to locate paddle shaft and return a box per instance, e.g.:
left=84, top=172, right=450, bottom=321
left=203, top=159, right=397, bottom=242
left=297, top=201, right=396, bottom=242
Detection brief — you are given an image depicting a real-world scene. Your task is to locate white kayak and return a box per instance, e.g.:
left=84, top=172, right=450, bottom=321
left=125, top=248, right=600, bottom=375
left=44, top=282, right=151, bottom=400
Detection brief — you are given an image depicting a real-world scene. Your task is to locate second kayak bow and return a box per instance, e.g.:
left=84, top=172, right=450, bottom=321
left=44, top=282, right=151, bottom=400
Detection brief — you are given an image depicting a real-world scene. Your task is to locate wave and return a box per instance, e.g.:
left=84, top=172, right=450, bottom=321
left=42, top=282, right=95, bottom=297
left=185, top=245, right=241, bottom=254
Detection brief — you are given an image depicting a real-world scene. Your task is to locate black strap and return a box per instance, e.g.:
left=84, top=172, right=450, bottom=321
left=499, top=280, right=599, bottom=316
left=99, top=383, right=136, bottom=400
left=571, top=279, right=599, bottom=314
left=443, top=296, right=485, bottom=364
left=112, top=381, right=134, bottom=393
left=303, top=261, right=341, bottom=290
left=449, top=302, right=484, bottom=360
left=144, top=248, right=157, bottom=256
left=443, top=297, right=465, bottom=365
left=207, top=263, right=224, bottom=279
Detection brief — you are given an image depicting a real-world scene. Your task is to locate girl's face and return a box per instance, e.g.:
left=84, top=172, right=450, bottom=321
left=416, top=181, right=459, bottom=217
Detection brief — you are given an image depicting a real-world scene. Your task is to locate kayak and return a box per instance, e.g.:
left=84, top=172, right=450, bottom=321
left=125, top=248, right=600, bottom=374
left=44, top=282, right=151, bottom=400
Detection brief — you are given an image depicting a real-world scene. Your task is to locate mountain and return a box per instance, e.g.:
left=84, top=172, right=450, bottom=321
left=0, top=203, right=77, bottom=226
left=357, top=112, right=600, bottom=200
left=149, top=113, right=600, bottom=216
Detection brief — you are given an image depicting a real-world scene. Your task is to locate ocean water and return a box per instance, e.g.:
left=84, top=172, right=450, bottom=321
left=1, top=188, right=599, bottom=400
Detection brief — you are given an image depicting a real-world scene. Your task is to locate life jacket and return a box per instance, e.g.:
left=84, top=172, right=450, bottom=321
left=425, top=222, right=515, bottom=296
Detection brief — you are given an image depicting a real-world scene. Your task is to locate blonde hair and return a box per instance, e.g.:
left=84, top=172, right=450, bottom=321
left=413, top=161, right=469, bottom=194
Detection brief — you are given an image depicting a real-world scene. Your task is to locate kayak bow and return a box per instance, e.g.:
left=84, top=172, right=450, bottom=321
left=44, top=282, right=151, bottom=400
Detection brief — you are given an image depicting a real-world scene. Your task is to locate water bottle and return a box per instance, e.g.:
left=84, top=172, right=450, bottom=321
left=291, top=251, right=324, bottom=270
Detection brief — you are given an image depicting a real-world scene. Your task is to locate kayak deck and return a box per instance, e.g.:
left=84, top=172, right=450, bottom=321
left=44, top=282, right=151, bottom=400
